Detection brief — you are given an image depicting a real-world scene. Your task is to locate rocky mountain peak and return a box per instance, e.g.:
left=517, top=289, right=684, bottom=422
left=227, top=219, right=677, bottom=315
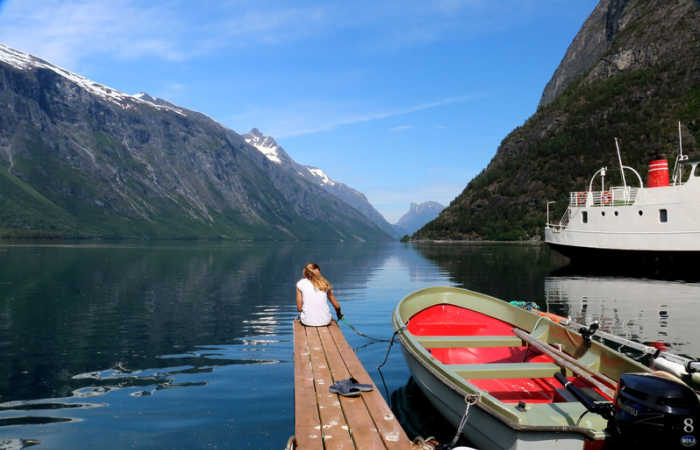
left=241, top=129, right=336, bottom=186
left=238, top=128, right=399, bottom=236
left=396, top=201, right=445, bottom=235
left=410, top=201, right=443, bottom=213
left=242, top=128, right=284, bottom=164
left=134, top=92, right=156, bottom=102
left=248, top=128, right=264, bottom=138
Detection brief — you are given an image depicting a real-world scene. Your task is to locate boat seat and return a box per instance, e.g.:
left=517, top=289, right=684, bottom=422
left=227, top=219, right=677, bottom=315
left=447, top=362, right=561, bottom=380
left=416, top=335, right=523, bottom=348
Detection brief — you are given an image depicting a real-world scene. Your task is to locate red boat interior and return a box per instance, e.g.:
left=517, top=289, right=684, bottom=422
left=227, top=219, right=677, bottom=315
left=408, top=304, right=611, bottom=404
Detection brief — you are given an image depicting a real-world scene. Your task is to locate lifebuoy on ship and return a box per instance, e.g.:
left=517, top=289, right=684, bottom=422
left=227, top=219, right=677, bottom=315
left=602, top=191, right=612, bottom=205
left=576, top=192, right=586, bottom=205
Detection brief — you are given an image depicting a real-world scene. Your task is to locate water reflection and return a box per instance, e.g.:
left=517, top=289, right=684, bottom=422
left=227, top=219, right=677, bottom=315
left=544, top=275, right=700, bottom=357
left=0, top=241, right=393, bottom=403
left=0, top=241, right=396, bottom=449
left=413, top=242, right=568, bottom=303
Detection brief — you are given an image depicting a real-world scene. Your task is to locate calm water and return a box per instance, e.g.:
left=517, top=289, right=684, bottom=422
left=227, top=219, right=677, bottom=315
left=0, top=241, right=699, bottom=449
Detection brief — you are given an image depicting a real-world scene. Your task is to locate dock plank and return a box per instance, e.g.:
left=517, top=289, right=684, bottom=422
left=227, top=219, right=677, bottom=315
left=328, top=323, right=412, bottom=450
left=318, top=326, right=387, bottom=450
left=306, top=325, right=356, bottom=449
left=293, top=322, right=323, bottom=450
left=294, top=320, right=415, bottom=450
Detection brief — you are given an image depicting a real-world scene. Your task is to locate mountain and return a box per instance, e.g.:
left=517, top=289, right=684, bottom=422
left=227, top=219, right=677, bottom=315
left=394, top=201, right=444, bottom=236
left=415, top=0, right=699, bottom=241
left=0, top=43, right=390, bottom=241
left=242, top=128, right=400, bottom=237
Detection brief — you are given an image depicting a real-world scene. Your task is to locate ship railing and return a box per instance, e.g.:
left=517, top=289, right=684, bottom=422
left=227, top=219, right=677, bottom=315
left=568, top=186, right=639, bottom=207
left=546, top=208, right=570, bottom=232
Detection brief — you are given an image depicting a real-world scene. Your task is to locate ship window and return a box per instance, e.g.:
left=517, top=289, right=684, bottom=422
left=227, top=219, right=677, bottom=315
left=614, top=211, right=619, bottom=216
left=601, top=211, right=606, bottom=216
left=695, top=165, right=700, bottom=177
left=638, top=210, right=643, bottom=216
left=582, top=211, right=588, bottom=223
left=660, top=209, right=668, bottom=223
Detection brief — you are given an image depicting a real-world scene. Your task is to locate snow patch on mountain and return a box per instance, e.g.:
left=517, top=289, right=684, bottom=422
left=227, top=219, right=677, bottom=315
left=242, top=128, right=283, bottom=164
left=306, top=167, right=335, bottom=186
left=0, top=44, right=185, bottom=116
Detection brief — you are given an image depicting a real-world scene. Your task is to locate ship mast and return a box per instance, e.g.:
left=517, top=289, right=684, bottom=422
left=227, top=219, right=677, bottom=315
left=615, top=138, right=627, bottom=196
left=672, top=121, right=688, bottom=185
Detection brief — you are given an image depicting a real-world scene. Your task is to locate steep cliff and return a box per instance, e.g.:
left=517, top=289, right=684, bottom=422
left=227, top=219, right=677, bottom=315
left=415, top=0, right=699, bottom=241
left=0, top=44, right=390, bottom=240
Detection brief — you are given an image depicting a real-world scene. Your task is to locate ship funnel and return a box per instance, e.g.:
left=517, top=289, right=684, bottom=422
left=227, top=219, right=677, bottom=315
left=647, top=155, right=669, bottom=187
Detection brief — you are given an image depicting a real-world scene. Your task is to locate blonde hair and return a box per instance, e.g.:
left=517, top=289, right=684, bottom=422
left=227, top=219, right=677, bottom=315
left=303, top=262, right=332, bottom=292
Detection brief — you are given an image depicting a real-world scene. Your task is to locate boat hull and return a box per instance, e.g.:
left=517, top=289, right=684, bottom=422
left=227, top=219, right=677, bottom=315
left=392, top=287, right=651, bottom=450
left=545, top=241, right=700, bottom=277
left=400, top=344, right=590, bottom=450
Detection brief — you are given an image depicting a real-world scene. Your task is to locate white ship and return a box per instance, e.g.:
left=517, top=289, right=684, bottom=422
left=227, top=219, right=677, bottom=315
left=545, top=123, right=700, bottom=260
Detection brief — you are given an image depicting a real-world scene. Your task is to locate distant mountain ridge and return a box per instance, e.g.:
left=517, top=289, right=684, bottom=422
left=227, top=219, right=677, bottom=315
left=242, top=128, right=400, bottom=237
left=395, top=201, right=444, bottom=236
left=0, top=43, right=390, bottom=240
left=415, top=0, right=699, bottom=241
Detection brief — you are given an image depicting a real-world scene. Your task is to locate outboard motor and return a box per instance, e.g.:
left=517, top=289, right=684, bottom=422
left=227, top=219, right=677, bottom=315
left=556, top=372, right=700, bottom=449
left=607, top=373, right=700, bottom=449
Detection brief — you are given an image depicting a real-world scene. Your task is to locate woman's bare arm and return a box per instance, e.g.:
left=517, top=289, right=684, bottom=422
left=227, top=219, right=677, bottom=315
left=328, top=289, right=340, bottom=310
left=328, top=290, right=342, bottom=319
left=296, top=288, right=303, bottom=312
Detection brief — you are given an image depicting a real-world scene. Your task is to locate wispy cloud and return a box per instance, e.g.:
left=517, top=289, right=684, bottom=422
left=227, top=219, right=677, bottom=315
left=389, top=125, right=412, bottom=132
left=0, top=0, right=185, bottom=69
left=0, top=1, right=330, bottom=70
left=0, top=0, right=566, bottom=70
left=272, top=94, right=479, bottom=138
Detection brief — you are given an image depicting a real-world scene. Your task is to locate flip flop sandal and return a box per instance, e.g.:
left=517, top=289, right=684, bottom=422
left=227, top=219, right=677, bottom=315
left=329, top=381, right=362, bottom=397
left=348, top=377, right=373, bottom=392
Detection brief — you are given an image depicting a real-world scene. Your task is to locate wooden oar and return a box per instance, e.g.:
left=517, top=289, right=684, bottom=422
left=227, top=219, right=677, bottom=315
left=512, top=328, right=617, bottom=399
left=564, top=319, right=700, bottom=373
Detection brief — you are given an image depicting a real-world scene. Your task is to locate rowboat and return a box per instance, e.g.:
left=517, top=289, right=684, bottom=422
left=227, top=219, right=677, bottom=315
left=393, top=286, right=700, bottom=450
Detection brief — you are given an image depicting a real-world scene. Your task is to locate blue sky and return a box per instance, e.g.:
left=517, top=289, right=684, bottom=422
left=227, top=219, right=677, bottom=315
left=0, top=0, right=598, bottom=223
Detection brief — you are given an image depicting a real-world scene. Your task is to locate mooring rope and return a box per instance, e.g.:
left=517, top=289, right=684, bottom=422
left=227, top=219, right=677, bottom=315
left=437, top=393, right=480, bottom=450
left=376, top=324, right=407, bottom=399
left=339, top=317, right=392, bottom=342
left=377, top=326, right=406, bottom=369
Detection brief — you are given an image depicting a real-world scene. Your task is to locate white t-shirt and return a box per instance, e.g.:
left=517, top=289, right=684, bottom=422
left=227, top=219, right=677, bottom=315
left=296, top=278, right=332, bottom=326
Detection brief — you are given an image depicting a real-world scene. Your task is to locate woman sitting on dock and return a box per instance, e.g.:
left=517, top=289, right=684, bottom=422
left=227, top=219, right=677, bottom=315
left=296, top=262, right=342, bottom=326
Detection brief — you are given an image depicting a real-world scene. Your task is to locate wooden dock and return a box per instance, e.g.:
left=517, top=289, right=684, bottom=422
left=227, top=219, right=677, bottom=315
left=292, top=320, right=417, bottom=450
